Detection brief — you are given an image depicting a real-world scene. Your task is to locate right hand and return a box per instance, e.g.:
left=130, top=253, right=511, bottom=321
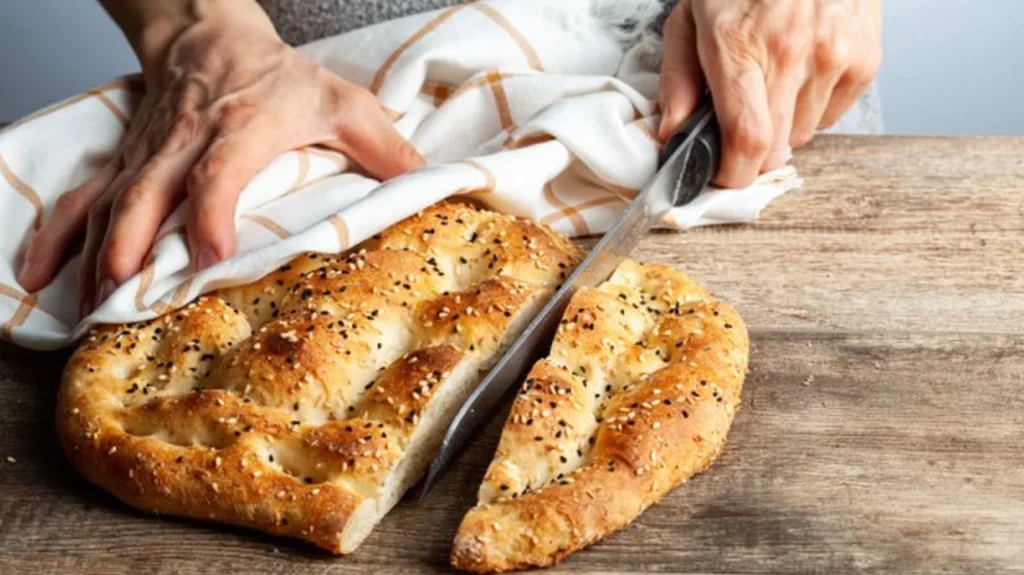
left=18, top=0, right=423, bottom=316
left=658, top=0, right=882, bottom=188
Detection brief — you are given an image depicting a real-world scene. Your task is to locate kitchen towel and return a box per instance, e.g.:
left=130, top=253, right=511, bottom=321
left=0, top=0, right=800, bottom=350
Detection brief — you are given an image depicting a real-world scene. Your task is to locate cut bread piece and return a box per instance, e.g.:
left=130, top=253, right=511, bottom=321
left=451, top=259, right=749, bottom=572
left=56, top=202, right=580, bottom=554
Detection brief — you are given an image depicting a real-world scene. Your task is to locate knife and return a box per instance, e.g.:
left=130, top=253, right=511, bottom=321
left=415, top=94, right=721, bottom=499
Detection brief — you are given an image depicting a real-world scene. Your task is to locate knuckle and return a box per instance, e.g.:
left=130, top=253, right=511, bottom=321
left=171, top=110, right=200, bottom=135
left=770, top=30, right=811, bottom=66
left=53, top=192, right=85, bottom=217
left=814, top=34, right=850, bottom=71
left=730, top=119, right=772, bottom=158
left=852, top=47, right=884, bottom=82
left=163, top=110, right=201, bottom=152
left=187, top=158, right=219, bottom=194
left=342, top=85, right=379, bottom=111
left=186, top=168, right=207, bottom=195
left=216, top=99, right=255, bottom=132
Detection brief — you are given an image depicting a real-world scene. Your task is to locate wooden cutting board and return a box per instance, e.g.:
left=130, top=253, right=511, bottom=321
left=1, top=136, right=1022, bottom=574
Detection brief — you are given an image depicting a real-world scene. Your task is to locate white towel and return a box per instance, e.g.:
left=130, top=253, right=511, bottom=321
left=0, top=0, right=800, bottom=350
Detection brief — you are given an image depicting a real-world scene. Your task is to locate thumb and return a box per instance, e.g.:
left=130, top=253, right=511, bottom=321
left=322, top=85, right=424, bottom=181
left=658, top=1, right=704, bottom=142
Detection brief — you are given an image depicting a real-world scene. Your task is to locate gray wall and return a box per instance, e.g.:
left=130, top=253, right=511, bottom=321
left=2, top=0, right=1023, bottom=135
left=878, top=0, right=1024, bottom=136
left=0, top=0, right=138, bottom=120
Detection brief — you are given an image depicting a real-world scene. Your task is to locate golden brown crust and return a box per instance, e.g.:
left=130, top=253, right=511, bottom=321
left=451, top=260, right=749, bottom=572
left=57, top=202, right=581, bottom=554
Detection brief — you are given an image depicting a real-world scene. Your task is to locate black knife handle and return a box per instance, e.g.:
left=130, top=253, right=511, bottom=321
left=658, top=93, right=721, bottom=207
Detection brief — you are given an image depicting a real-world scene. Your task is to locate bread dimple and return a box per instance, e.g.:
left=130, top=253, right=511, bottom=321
left=57, top=202, right=582, bottom=554
left=215, top=252, right=340, bottom=329
left=369, top=200, right=578, bottom=291
left=204, top=250, right=444, bottom=422
left=452, top=261, right=749, bottom=573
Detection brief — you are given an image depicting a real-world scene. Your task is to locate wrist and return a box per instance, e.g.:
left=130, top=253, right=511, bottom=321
left=104, top=0, right=277, bottom=79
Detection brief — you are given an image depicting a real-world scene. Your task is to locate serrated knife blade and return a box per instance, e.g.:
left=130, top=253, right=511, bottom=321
left=415, top=94, right=720, bottom=499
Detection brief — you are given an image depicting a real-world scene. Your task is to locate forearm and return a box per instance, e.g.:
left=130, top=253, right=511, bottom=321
left=98, top=0, right=275, bottom=74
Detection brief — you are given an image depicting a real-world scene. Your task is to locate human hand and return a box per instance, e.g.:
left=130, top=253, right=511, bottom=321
left=18, top=0, right=423, bottom=316
left=659, top=0, right=882, bottom=188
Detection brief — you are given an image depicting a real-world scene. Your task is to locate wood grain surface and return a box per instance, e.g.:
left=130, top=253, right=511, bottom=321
left=1, top=136, right=1022, bottom=574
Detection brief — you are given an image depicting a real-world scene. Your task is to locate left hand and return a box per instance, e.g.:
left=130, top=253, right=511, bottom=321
left=658, top=0, right=882, bottom=188
left=17, top=1, right=422, bottom=316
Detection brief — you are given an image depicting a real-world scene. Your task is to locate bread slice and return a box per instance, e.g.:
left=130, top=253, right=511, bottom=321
left=56, top=202, right=580, bottom=554
left=451, top=260, right=749, bottom=572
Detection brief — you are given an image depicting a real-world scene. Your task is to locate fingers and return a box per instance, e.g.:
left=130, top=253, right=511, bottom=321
left=763, top=77, right=802, bottom=171
left=691, top=8, right=774, bottom=188
left=321, top=82, right=424, bottom=181
left=92, top=100, right=210, bottom=303
left=185, top=125, right=285, bottom=270
left=792, top=29, right=853, bottom=144
left=17, top=160, right=118, bottom=292
left=658, top=1, right=705, bottom=141
left=819, top=6, right=883, bottom=129
left=711, top=68, right=773, bottom=188
left=762, top=31, right=809, bottom=170
left=95, top=150, right=201, bottom=290
left=78, top=185, right=119, bottom=317
left=699, top=20, right=774, bottom=190
left=679, top=0, right=882, bottom=187
left=791, top=73, right=841, bottom=147
left=818, top=60, right=878, bottom=129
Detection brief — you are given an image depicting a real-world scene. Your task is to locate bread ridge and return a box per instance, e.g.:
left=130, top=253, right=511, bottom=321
left=451, top=259, right=749, bottom=572
left=57, top=202, right=581, bottom=554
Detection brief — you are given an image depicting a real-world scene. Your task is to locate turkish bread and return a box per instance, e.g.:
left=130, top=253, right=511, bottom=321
left=451, top=259, right=749, bottom=572
left=57, top=202, right=580, bottom=554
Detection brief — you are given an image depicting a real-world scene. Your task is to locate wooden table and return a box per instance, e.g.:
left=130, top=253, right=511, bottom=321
left=2, top=136, right=1022, bottom=574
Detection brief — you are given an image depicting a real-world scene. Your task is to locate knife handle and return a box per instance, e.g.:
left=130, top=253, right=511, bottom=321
left=658, top=93, right=721, bottom=207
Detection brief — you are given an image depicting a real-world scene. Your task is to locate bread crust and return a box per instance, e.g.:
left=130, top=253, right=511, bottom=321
left=451, top=260, right=749, bottom=572
left=57, top=202, right=580, bottom=554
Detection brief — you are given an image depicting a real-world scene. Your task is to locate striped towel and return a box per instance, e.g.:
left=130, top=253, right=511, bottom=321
left=0, top=0, right=800, bottom=350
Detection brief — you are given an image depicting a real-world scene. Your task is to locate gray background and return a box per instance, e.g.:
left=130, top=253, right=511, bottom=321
left=1, top=0, right=1022, bottom=135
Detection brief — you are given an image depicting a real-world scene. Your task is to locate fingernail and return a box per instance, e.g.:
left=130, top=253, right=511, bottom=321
left=194, top=244, right=219, bottom=271
left=96, top=278, right=116, bottom=307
